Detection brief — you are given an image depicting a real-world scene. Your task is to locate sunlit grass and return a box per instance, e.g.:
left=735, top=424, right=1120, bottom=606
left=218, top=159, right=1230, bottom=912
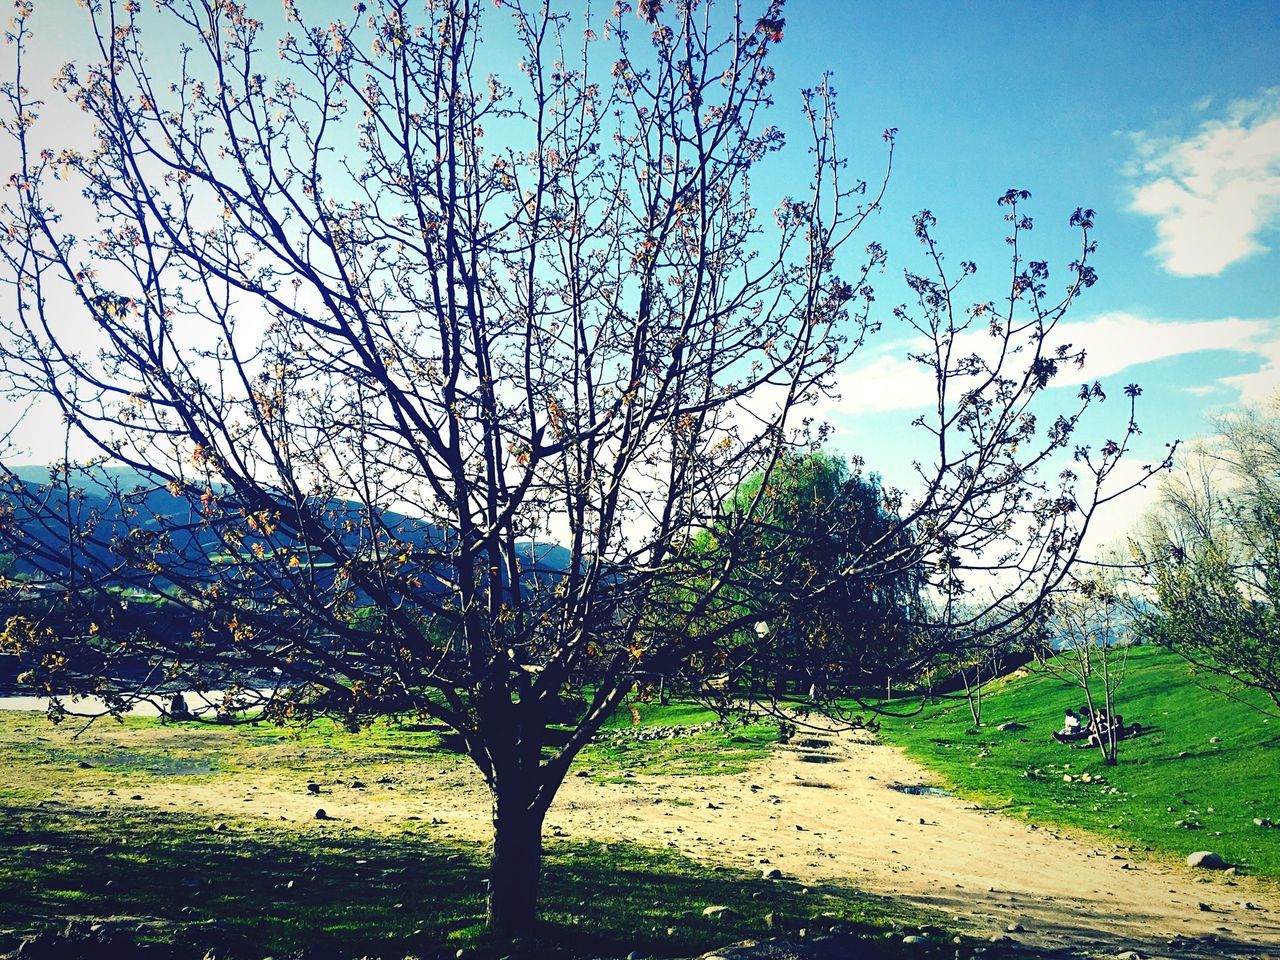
left=877, top=645, right=1280, bottom=876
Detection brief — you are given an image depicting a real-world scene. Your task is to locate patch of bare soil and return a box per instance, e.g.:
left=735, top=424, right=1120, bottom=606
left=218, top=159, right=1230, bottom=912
left=558, top=730, right=1280, bottom=960
left=17, top=720, right=1280, bottom=959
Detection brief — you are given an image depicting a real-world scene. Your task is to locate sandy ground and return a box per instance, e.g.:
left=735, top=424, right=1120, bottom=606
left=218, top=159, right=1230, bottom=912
left=16, top=721, right=1280, bottom=959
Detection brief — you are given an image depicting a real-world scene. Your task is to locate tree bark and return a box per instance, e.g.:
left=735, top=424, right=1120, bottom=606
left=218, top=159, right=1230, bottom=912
left=486, top=789, right=546, bottom=936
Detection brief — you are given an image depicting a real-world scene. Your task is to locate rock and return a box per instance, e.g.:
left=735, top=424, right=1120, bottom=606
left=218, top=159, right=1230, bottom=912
left=762, top=867, right=783, bottom=879
left=1198, top=902, right=1212, bottom=911
left=903, top=934, right=930, bottom=944
left=130, top=794, right=143, bottom=800
left=702, top=905, right=734, bottom=918
left=1253, top=817, right=1273, bottom=827
left=307, top=782, right=321, bottom=794
left=1006, top=922, right=1025, bottom=932
left=76, top=761, right=93, bottom=769
left=213, top=822, right=227, bottom=832
left=1209, top=736, right=1221, bottom=743
left=314, top=808, right=329, bottom=820
left=626, top=952, right=644, bottom=960
left=1186, top=851, right=1227, bottom=870
left=997, top=722, right=1026, bottom=732
left=1116, top=952, right=1144, bottom=960
left=574, top=770, right=588, bottom=777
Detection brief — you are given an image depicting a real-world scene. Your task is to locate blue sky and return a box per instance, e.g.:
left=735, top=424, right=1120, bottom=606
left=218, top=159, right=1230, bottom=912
left=5, top=0, right=1279, bottom=544
left=745, top=0, right=1280, bottom=534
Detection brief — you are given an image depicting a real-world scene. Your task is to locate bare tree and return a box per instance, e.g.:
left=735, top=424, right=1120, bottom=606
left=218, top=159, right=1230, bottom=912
left=0, top=0, right=1163, bottom=933
left=1037, top=577, right=1130, bottom=765
left=950, top=624, right=1026, bottom=728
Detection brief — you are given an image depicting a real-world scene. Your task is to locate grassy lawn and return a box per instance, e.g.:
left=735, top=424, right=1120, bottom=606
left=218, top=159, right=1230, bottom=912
left=0, top=703, right=995, bottom=959
left=578, top=699, right=780, bottom=780
left=0, top=700, right=776, bottom=786
left=0, top=803, right=931, bottom=959
left=876, top=645, right=1280, bottom=877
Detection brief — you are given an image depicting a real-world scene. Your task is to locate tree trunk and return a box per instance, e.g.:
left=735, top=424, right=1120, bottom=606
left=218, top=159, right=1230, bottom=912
left=486, top=793, right=546, bottom=936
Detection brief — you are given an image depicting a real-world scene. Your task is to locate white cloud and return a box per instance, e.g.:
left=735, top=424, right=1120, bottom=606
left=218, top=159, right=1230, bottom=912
left=1222, top=331, right=1280, bottom=404
left=1051, top=313, right=1264, bottom=379
left=1128, top=88, right=1280, bottom=277
left=828, top=313, right=1280, bottom=415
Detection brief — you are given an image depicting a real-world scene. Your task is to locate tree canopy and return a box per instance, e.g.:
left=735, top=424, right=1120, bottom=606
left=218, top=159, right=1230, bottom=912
left=0, top=0, right=1162, bottom=933
left=696, top=451, right=924, bottom=700
left=1133, top=394, right=1280, bottom=712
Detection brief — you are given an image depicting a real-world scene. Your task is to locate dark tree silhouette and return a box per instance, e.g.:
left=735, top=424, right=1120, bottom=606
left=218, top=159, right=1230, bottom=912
left=695, top=451, right=925, bottom=702
left=0, top=0, right=1163, bottom=933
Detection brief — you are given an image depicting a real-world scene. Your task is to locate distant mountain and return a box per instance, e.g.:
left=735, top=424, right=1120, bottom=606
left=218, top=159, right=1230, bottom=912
left=0, top=464, right=571, bottom=590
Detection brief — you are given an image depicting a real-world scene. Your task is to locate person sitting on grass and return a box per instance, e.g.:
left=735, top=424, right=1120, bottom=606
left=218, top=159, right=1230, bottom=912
left=1053, top=708, right=1084, bottom=742
left=167, top=692, right=192, bottom=721
left=1081, top=711, right=1128, bottom=748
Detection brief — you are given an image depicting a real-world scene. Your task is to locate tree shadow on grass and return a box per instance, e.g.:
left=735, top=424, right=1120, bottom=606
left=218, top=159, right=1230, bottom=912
left=0, top=803, right=958, bottom=959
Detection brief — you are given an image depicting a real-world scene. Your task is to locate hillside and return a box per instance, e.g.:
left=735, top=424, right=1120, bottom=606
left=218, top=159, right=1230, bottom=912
left=0, top=464, right=571, bottom=587
left=877, top=645, right=1280, bottom=877
left=0, top=465, right=573, bottom=692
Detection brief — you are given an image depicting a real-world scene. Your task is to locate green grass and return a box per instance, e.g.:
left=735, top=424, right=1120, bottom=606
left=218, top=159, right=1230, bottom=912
left=0, top=698, right=776, bottom=795
left=578, top=699, right=780, bottom=780
left=0, top=790, right=953, bottom=958
left=876, top=644, right=1280, bottom=876
left=0, top=698, right=1045, bottom=959
left=0, top=693, right=1100, bottom=958
left=599, top=700, right=726, bottom=728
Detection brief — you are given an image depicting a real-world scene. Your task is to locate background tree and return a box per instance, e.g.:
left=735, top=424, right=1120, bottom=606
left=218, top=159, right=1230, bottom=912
left=1133, top=394, right=1280, bottom=713
left=1034, top=576, right=1131, bottom=765
left=929, top=607, right=1034, bottom=727
left=0, top=0, right=1160, bottom=935
left=698, top=450, right=924, bottom=704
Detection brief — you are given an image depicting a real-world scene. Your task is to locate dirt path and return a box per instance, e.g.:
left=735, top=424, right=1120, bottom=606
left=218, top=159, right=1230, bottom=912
left=545, top=730, right=1280, bottom=959
left=16, top=720, right=1280, bottom=959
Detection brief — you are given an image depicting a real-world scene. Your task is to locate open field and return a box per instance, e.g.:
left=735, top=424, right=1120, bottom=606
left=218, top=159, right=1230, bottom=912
left=2, top=806, right=921, bottom=960
left=876, top=645, right=1280, bottom=878
left=3, top=683, right=1279, bottom=959
left=0, top=707, right=946, bottom=960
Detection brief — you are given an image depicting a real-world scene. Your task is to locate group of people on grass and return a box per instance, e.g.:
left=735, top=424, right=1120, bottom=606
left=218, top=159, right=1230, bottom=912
left=1053, top=706, right=1139, bottom=747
